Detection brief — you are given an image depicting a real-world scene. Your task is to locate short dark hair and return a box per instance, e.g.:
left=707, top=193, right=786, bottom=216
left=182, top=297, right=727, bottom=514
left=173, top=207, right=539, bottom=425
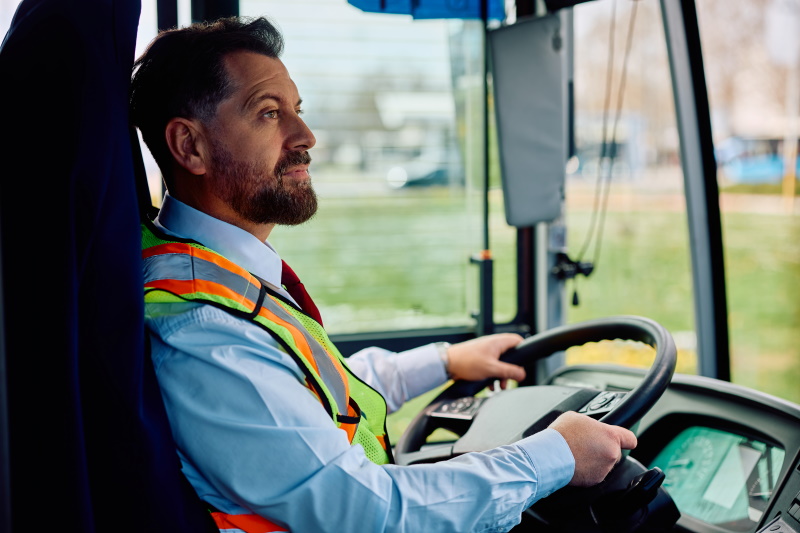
left=130, top=16, right=284, bottom=186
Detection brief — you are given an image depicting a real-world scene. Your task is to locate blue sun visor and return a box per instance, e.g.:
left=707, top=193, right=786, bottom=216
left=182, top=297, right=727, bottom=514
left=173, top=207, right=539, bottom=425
left=347, top=0, right=505, bottom=20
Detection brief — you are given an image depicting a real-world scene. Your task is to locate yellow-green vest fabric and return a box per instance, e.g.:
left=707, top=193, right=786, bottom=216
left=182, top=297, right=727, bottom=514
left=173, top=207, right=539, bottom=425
left=141, top=223, right=392, bottom=465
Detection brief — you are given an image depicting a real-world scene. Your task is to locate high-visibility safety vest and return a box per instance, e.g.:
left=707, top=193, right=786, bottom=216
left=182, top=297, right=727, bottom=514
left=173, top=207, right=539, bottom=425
left=142, top=222, right=392, bottom=533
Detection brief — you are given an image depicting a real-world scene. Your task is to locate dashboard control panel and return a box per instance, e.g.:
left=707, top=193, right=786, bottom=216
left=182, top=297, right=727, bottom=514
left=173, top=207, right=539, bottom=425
left=578, top=390, right=627, bottom=416
left=431, top=397, right=486, bottom=420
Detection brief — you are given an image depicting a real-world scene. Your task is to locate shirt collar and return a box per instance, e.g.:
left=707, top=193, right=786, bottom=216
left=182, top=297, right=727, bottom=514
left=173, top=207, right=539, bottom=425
left=154, top=194, right=284, bottom=289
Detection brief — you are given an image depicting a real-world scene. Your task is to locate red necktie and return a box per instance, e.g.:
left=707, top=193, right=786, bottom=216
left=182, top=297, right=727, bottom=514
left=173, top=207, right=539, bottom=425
left=280, top=260, right=323, bottom=326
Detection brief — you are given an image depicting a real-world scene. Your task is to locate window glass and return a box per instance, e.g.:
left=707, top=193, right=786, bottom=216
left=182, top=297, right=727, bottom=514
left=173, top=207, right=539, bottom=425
left=241, top=1, right=492, bottom=334
left=564, top=0, right=697, bottom=374
left=696, top=0, right=800, bottom=403
left=489, top=98, right=519, bottom=326
left=0, top=0, right=19, bottom=33
left=134, top=0, right=165, bottom=204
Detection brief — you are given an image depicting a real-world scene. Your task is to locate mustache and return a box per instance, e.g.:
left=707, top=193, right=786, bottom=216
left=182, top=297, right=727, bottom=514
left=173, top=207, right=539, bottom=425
left=275, top=150, right=312, bottom=177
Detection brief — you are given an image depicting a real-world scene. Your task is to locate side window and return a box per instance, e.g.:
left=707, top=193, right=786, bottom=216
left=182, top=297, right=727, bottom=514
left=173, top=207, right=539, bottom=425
left=0, top=0, right=20, bottom=33
left=241, top=1, right=500, bottom=335
left=136, top=0, right=163, bottom=204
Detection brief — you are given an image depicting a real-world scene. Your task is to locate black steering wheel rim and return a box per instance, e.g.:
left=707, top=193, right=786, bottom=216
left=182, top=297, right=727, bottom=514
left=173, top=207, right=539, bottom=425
left=395, top=315, right=677, bottom=460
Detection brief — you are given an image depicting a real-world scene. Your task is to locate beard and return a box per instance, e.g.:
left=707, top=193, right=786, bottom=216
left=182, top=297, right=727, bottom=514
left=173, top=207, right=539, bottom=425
left=209, top=138, right=318, bottom=226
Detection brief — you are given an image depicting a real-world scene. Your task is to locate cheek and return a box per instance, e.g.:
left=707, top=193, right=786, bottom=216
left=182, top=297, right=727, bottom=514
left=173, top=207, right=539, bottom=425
left=216, top=123, right=277, bottom=159
left=242, top=137, right=282, bottom=168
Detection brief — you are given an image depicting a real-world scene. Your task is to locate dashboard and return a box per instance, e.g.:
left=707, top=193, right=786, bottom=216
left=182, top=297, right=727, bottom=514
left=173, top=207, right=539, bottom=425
left=548, top=365, right=800, bottom=533
left=649, top=426, right=782, bottom=529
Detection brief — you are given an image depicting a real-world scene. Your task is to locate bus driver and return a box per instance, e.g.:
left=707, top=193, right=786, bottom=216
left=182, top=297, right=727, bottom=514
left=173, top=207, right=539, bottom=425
left=130, top=16, right=637, bottom=533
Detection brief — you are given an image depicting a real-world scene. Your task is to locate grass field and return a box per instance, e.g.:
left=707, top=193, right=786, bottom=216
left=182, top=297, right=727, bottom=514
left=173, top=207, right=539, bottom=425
left=270, top=183, right=800, bottom=440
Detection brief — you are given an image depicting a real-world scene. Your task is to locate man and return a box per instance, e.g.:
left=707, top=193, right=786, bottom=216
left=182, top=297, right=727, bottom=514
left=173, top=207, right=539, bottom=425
left=130, top=16, right=636, bottom=533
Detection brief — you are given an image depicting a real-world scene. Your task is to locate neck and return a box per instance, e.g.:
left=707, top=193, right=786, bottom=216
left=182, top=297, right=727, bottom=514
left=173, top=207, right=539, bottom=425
left=170, top=184, right=275, bottom=242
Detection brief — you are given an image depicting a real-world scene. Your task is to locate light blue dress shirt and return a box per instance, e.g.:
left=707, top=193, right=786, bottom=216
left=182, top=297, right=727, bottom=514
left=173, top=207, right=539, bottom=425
left=146, top=195, right=575, bottom=533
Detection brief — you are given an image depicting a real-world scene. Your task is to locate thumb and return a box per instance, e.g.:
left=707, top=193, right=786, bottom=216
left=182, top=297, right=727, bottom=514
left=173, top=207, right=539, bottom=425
left=613, top=426, right=638, bottom=450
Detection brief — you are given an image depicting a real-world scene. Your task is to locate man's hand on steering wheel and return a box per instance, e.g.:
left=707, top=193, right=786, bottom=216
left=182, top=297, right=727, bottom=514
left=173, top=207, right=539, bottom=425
left=548, top=411, right=638, bottom=487
left=447, top=333, right=526, bottom=388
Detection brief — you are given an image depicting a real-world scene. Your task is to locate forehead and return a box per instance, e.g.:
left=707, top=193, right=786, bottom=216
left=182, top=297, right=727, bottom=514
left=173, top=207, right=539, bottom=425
left=221, top=51, right=299, bottom=108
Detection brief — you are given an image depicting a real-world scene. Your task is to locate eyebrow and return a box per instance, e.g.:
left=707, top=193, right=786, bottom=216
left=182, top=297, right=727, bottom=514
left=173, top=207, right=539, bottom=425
left=244, top=92, right=303, bottom=112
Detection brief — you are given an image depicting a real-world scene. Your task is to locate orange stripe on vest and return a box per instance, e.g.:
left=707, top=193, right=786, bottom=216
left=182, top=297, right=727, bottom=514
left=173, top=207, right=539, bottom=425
left=145, top=278, right=323, bottom=377
left=211, top=511, right=288, bottom=533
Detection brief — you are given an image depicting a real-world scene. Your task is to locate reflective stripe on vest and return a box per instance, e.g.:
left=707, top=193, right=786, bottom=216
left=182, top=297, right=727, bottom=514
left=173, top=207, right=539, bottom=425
left=142, top=223, right=391, bottom=533
left=143, top=240, right=350, bottom=418
left=211, top=511, right=287, bottom=533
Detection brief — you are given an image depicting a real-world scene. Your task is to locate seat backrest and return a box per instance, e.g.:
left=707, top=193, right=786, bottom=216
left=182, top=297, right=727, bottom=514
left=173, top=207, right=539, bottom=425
left=0, top=1, right=215, bottom=531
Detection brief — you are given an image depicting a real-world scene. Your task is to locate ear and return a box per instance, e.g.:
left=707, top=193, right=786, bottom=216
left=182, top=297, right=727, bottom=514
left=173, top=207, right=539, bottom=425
left=165, top=118, right=208, bottom=176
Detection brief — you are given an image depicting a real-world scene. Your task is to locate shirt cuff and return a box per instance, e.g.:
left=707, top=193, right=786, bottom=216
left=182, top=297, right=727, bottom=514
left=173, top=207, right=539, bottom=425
left=516, top=428, right=575, bottom=500
left=395, top=343, right=449, bottom=399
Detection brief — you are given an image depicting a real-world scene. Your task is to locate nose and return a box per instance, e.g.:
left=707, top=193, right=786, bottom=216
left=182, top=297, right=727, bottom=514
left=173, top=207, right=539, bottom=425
left=288, top=114, right=316, bottom=152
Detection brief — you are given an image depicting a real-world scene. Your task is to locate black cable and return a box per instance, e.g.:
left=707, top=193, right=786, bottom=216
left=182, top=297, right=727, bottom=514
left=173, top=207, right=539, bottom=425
left=576, top=0, right=618, bottom=262
left=589, top=0, right=640, bottom=267
left=576, top=0, right=640, bottom=267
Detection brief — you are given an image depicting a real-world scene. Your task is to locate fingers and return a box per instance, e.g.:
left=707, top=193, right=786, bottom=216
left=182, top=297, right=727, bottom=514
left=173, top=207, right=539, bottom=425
left=548, top=411, right=637, bottom=487
left=488, top=378, right=511, bottom=391
left=489, top=333, right=525, bottom=353
left=490, top=359, right=526, bottom=382
left=447, top=334, right=525, bottom=382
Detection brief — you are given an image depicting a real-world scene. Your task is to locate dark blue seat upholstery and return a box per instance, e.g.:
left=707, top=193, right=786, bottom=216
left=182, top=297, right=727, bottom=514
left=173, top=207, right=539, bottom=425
left=0, top=1, right=215, bottom=530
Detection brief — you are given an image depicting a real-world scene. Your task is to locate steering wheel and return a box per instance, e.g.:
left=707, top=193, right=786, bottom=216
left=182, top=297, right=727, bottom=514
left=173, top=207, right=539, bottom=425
left=394, top=316, right=678, bottom=532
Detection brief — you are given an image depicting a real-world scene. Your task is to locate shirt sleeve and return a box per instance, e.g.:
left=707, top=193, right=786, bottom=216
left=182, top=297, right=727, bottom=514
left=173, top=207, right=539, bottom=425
left=345, top=344, right=448, bottom=413
left=146, top=303, right=575, bottom=533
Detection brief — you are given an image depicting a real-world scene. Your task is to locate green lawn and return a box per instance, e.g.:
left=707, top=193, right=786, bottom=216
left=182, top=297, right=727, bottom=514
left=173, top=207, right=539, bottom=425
left=721, top=211, right=800, bottom=398
left=272, top=188, right=480, bottom=333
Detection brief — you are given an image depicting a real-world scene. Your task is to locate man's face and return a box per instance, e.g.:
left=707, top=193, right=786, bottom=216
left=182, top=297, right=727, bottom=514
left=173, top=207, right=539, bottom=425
left=204, top=51, right=317, bottom=226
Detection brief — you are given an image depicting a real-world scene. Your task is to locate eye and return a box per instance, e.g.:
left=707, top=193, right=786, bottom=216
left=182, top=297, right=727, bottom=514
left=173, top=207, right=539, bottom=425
left=263, top=110, right=279, bottom=119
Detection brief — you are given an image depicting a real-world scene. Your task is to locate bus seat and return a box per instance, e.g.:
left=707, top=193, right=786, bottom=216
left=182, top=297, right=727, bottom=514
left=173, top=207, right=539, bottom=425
left=0, top=1, right=215, bottom=531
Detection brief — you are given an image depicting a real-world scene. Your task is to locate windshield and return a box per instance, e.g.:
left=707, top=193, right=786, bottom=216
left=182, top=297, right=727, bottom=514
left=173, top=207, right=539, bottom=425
left=696, top=0, right=799, bottom=404
left=564, top=0, right=697, bottom=376
left=563, top=0, right=799, bottom=405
